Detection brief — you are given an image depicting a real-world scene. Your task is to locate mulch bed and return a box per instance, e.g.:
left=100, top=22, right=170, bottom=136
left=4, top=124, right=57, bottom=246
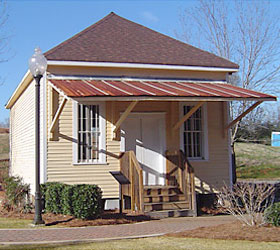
left=0, top=190, right=152, bottom=227
left=167, top=221, right=280, bottom=242
left=0, top=209, right=152, bottom=227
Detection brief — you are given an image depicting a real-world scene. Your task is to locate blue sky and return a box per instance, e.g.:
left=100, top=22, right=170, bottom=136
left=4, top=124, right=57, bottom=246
left=0, top=0, right=279, bottom=122
left=0, top=0, right=196, bottom=122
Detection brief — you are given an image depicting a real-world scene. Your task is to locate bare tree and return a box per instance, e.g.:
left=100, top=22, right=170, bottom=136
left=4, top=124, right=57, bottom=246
left=217, top=182, right=275, bottom=226
left=178, top=0, right=280, bottom=144
left=0, top=117, right=9, bottom=128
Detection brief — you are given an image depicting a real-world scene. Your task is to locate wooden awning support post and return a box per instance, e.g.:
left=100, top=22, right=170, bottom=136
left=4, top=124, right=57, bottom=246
left=225, top=101, right=263, bottom=130
left=49, top=97, right=68, bottom=135
left=113, top=101, right=138, bottom=136
left=173, top=101, right=205, bottom=131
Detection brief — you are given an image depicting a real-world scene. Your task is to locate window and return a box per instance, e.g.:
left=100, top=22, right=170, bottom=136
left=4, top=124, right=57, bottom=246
left=76, top=103, right=106, bottom=163
left=182, top=104, right=207, bottom=160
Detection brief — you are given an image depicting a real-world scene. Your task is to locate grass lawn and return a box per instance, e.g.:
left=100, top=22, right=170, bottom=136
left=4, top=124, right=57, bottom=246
left=0, top=218, right=32, bottom=229
left=235, top=142, right=280, bottom=179
left=1, top=237, right=280, bottom=250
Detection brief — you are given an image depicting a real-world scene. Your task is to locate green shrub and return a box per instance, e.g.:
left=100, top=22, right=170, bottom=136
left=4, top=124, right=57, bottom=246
left=44, top=182, right=65, bottom=214
left=71, top=184, right=102, bottom=219
left=61, top=184, right=74, bottom=215
left=264, top=202, right=280, bottom=227
left=2, top=175, right=31, bottom=212
left=40, top=182, right=102, bottom=219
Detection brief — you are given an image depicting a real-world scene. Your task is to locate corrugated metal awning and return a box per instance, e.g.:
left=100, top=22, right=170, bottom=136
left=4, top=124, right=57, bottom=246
left=48, top=79, right=276, bottom=101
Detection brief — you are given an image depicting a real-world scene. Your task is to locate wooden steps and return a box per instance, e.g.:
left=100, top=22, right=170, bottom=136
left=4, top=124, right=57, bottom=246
left=143, top=185, right=194, bottom=218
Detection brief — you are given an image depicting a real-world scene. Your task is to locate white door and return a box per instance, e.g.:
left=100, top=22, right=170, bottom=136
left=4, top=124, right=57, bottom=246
left=121, top=113, right=166, bottom=185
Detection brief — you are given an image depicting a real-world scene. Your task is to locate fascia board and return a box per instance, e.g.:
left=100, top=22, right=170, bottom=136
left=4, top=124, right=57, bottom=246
left=5, top=71, right=33, bottom=109
left=47, top=60, right=239, bottom=73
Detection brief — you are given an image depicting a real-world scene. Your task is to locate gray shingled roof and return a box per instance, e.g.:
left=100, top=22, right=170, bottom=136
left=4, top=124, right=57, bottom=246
left=45, top=12, right=239, bottom=69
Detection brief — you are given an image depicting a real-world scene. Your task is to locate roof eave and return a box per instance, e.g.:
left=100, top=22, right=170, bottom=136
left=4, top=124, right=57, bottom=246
left=72, top=96, right=276, bottom=102
left=5, top=71, right=33, bottom=109
left=47, top=60, right=239, bottom=73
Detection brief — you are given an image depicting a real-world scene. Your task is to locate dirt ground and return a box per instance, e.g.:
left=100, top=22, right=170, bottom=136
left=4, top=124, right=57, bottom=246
left=167, top=220, right=280, bottom=242
left=0, top=209, right=152, bottom=227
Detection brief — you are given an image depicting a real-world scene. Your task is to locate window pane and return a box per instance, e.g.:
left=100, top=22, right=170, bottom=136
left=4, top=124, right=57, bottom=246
left=78, top=104, right=100, bottom=162
left=183, top=105, right=203, bottom=159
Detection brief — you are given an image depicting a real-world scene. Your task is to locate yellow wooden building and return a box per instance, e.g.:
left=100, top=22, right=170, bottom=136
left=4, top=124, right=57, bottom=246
left=6, top=13, right=276, bottom=217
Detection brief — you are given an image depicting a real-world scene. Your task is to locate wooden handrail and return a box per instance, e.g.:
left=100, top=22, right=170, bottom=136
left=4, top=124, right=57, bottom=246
left=184, top=155, right=197, bottom=213
left=119, top=151, right=144, bottom=212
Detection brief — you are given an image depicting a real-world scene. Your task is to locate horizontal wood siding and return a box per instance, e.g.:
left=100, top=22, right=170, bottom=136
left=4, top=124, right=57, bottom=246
left=191, top=102, right=230, bottom=193
left=10, top=80, right=36, bottom=193
left=47, top=83, right=119, bottom=198
left=47, top=74, right=230, bottom=197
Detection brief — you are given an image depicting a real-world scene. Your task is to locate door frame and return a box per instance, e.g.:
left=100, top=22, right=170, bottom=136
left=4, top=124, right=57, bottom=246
left=120, top=112, right=166, bottom=185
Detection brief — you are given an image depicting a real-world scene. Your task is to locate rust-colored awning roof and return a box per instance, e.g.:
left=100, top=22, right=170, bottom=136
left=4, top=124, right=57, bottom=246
left=49, top=79, right=276, bottom=101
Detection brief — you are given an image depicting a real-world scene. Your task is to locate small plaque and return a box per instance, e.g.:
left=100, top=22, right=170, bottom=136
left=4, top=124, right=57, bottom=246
left=110, top=171, right=130, bottom=185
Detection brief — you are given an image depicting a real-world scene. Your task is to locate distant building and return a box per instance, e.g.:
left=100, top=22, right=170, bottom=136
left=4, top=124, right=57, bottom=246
left=271, top=132, right=280, bottom=147
left=0, top=128, right=9, bottom=134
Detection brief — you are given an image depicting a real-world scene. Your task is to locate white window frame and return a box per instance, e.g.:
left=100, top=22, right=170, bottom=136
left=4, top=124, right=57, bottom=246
left=73, top=101, right=106, bottom=165
left=180, top=102, right=208, bottom=161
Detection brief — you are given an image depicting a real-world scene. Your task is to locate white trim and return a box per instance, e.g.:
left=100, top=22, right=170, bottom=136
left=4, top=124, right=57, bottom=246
left=73, top=96, right=275, bottom=102
left=227, top=102, right=233, bottom=188
left=42, top=72, right=47, bottom=183
left=180, top=102, right=209, bottom=161
left=48, top=81, right=70, bottom=100
left=73, top=101, right=106, bottom=165
left=6, top=70, right=33, bottom=109
left=72, top=100, right=78, bottom=164
left=47, top=60, right=239, bottom=72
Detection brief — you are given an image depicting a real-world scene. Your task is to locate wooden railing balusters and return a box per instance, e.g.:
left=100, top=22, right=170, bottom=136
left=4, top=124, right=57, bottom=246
left=119, top=151, right=144, bottom=213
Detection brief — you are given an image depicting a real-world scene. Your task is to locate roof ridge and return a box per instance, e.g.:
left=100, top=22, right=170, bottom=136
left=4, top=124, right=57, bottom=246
left=44, top=12, right=239, bottom=69
left=44, top=12, right=117, bottom=57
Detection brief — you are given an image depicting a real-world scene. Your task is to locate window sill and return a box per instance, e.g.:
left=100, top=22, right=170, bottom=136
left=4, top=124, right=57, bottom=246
left=73, top=162, right=108, bottom=166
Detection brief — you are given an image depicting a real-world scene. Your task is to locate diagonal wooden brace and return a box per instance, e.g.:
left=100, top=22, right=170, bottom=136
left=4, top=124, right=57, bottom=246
left=225, top=101, right=263, bottom=130
left=49, top=97, right=67, bottom=135
left=173, top=101, right=205, bottom=131
left=113, top=101, right=138, bottom=135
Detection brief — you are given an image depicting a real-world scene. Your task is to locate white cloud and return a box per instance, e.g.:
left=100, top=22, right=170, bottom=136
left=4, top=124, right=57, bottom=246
left=141, top=11, right=159, bottom=22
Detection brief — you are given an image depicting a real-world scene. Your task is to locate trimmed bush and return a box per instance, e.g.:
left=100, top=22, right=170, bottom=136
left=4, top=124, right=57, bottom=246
left=40, top=182, right=102, bottom=219
left=264, top=202, right=280, bottom=227
left=44, top=182, right=65, bottom=214
left=61, top=184, right=74, bottom=215
left=71, top=184, right=102, bottom=219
